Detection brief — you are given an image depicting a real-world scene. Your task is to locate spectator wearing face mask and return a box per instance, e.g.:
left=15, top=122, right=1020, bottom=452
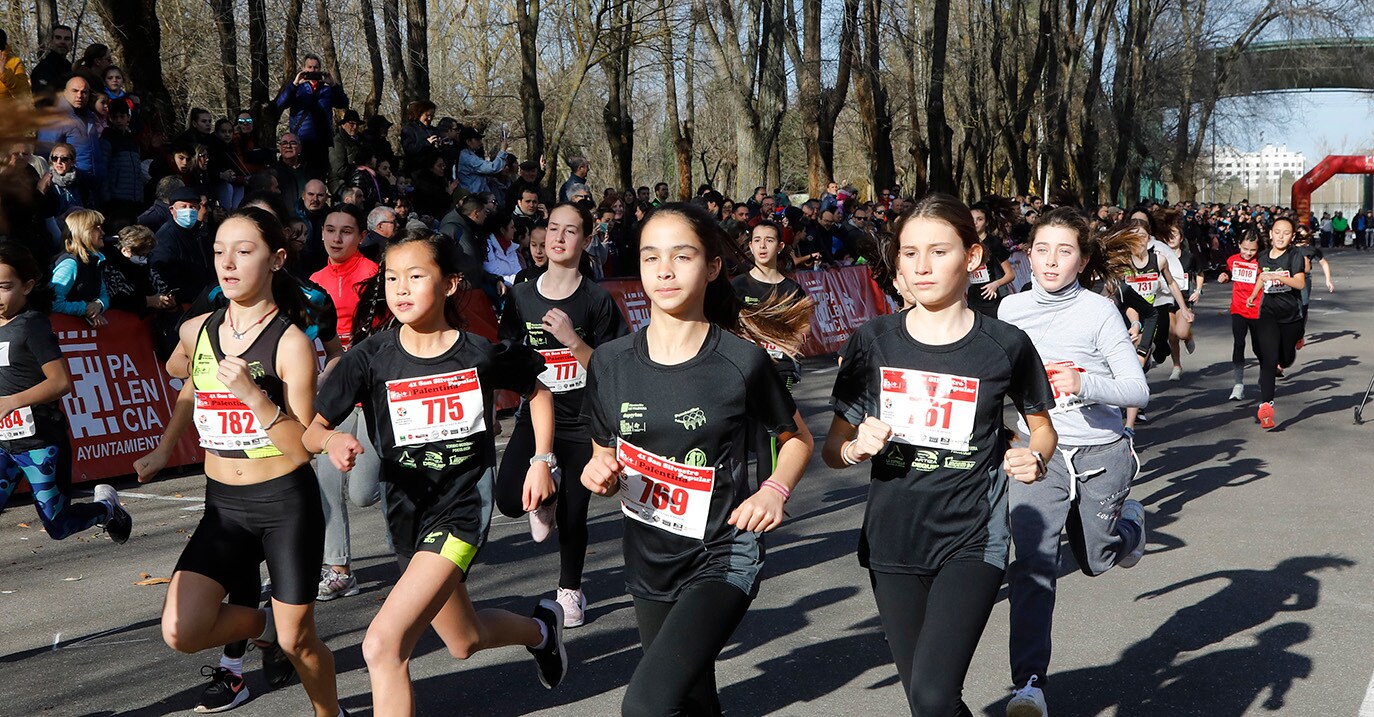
left=151, top=187, right=215, bottom=304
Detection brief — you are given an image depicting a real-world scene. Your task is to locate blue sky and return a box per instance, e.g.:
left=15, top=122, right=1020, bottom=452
left=1218, top=91, right=1374, bottom=160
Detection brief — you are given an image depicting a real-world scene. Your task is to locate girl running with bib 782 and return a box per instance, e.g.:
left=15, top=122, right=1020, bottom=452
left=823, top=194, right=1057, bottom=717
left=304, top=229, right=568, bottom=716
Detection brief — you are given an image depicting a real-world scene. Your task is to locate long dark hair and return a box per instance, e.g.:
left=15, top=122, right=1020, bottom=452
left=223, top=207, right=316, bottom=330
left=642, top=203, right=813, bottom=357
left=0, top=243, right=54, bottom=314
left=351, top=229, right=480, bottom=344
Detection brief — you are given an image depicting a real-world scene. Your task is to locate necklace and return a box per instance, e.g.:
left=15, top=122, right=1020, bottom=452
left=227, top=306, right=278, bottom=340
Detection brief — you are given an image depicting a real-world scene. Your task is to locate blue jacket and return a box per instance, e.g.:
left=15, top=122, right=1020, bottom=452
left=274, top=81, right=349, bottom=144
left=99, top=127, right=146, bottom=203
left=52, top=252, right=109, bottom=316
left=457, top=148, right=511, bottom=195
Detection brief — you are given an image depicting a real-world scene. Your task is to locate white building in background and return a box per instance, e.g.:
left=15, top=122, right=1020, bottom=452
left=1210, top=144, right=1307, bottom=187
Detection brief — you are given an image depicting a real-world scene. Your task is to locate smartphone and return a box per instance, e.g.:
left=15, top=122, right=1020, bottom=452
left=302, top=71, right=323, bottom=81
left=499, top=123, right=510, bottom=141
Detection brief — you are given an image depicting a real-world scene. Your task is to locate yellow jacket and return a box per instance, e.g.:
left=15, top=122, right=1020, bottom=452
left=0, top=52, right=31, bottom=99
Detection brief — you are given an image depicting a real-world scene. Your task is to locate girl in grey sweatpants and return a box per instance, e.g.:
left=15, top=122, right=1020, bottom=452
left=998, top=209, right=1153, bottom=715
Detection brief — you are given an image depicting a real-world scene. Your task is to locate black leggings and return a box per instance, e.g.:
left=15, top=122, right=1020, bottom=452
left=871, top=561, right=1005, bottom=717
left=174, top=465, right=325, bottom=606
left=495, top=412, right=594, bottom=589
left=1231, top=314, right=1259, bottom=371
left=1254, top=317, right=1302, bottom=403
left=622, top=581, right=752, bottom=717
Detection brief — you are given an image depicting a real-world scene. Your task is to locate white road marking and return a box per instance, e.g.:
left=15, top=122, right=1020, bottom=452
left=1360, top=667, right=1374, bottom=717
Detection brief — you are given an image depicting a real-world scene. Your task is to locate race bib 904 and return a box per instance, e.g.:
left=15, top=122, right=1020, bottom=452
left=386, top=369, right=485, bottom=447
left=879, top=367, right=979, bottom=452
left=194, top=391, right=272, bottom=451
left=537, top=348, right=586, bottom=393
left=616, top=439, right=714, bottom=540
left=0, top=406, right=36, bottom=441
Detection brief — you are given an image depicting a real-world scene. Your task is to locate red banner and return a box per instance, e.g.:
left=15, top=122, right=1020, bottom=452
left=602, top=266, right=890, bottom=356
left=51, top=313, right=202, bottom=484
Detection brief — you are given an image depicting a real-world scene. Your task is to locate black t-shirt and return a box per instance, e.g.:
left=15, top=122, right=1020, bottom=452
left=731, top=272, right=805, bottom=307
left=0, top=311, right=68, bottom=452
left=1297, top=246, right=1323, bottom=303
left=968, top=237, right=1011, bottom=313
left=497, top=276, right=629, bottom=439
left=315, top=328, right=544, bottom=514
left=831, top=311, right=1053, bottom=574
left=583, top=325, right=798, bottom=600
left=1257, top=248, right=1304, bottom=323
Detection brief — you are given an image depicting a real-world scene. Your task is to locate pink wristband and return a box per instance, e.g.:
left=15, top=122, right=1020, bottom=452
left=762, top=479, right=791, bottom=501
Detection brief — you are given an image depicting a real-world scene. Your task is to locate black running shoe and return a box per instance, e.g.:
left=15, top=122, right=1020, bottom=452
left=93, top=484, right=131, bottom=544
left=193, top=665, right=250, bottom=713
left=259, top=640, right=296, bottom=689
left=527, top=598, right=567, bottom=689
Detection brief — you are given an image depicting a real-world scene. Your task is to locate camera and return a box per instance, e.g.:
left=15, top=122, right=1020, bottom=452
left=302, top=71, right=323, bottom=81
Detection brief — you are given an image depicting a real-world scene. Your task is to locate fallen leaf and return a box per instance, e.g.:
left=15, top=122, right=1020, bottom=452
left=173, top=493, right=183, bottom=498
left=139, top=572, right=152, bottom=579
left=17, top=522, right=29, bottom=528
left=62, top=576, right=83, bottom=582
left=134, top=577, right=172, bottom=586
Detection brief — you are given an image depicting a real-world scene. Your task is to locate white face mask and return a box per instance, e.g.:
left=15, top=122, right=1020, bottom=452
left=129, top=254, right=149, bottom=266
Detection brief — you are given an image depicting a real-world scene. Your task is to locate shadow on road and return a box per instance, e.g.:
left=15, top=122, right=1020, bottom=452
left=982, top=554, right=1353, bottom=717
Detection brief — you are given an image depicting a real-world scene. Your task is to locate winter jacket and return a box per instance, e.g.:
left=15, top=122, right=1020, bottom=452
left=0, top=52, right=30, bottom=99
left=274, top=81, right=349, bottom=145
left=99, top=126, right=147, bottom=204
left=328, top=128, right=364, bottom=190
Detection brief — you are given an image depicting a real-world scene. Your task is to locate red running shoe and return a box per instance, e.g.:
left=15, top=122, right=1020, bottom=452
left=1257, top=402, right=1276, bottom=429
left=1296, top=338, right=1305, bottom=351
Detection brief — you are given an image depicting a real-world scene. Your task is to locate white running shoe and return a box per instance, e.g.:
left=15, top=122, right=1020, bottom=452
left=317, top=569, right=360, bottom=601
left=556, top=587, right=586, bottom=628
left=1117, top=500, right=1147, bottom=569
left=1169, top=366, right=1183, bottom=381
left=1228, top=384, right=1244, bottom=401
left=1007, top=675, right=1047, bottom=717
left=529, top=467, right=560, bottom=543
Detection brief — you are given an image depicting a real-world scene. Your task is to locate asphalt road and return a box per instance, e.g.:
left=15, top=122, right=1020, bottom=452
left=3, top=249, right=1373, bottom=717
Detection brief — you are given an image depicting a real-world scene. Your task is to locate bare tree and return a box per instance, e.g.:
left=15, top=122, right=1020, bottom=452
left=602, top=0, right=638, bottom=189
left=247, top=0, right=274, bottom=139
left=856, top=0, right=897, bottom=193
left=404, top=0, right=431, bottom=101
left=36, top=0, right=58, bottom=49
left=382, top=0, right=410, bottom=111
left=358, top=0, right=386, bottom=116
left=784, top=0, right=859, bottom=195
left=92, top=0, right=177, bottom=137
left=515, top=0, right=547, bottom=163
left=315, top=0, right=344, bottom=83
left=210, top=0, right=241, bottom=114
left=660, top=0, right=694, bottom=199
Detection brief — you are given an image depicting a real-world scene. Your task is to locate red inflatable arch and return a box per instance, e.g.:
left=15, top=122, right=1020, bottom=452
left=1292, top=155, right=1374, bottom=227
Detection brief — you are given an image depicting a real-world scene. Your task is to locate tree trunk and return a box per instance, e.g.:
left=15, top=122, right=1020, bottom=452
left=602, top=0, right=636, bottom=190
left=661, top=0, right=693, bottom=200
left=283, top=0, right=305, bottom=81
left=784, top=0, right=857, bottom=196
left=358, top=0, right=385, bottom=116
left=92, top=0, right=176, bottom=139
left=857, top=0, right=896, bottom=193
left=36, top=0, right=58, bottom=48
left=515, top=0, right=546, bottom=167
left=382, top=0, right=410, bottom=112
left=925, top=0, right=954, bottom=193
left=247, top=0, right=273, bottom=142
left=757, top=0, right=786, bottom=191
left=210, top=0, right=241, bottom=115
left=903, top=0, right=928, bottom=196
left=403, top=0, right=431, bottom=101
left=315, top=0, right=344, bottom=83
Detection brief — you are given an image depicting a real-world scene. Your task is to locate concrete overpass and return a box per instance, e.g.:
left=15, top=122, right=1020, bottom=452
left=1198, top=38, right=1374, bottom=97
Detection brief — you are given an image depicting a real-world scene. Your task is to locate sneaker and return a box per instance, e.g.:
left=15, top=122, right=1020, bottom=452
left=317, top=569, right=360, bottom=601
left=527, top=598, right=567, bottom=689
left=254, top=607, right=296, bottom=689
left=94, top=484, right=132, bottom=544
left=1117, top=500, right=1146, bottom=569
left=1135, top=412, right=1150, bottom=424
left=193, top=665, right=250, bottom=713
left=1228, top=384, right=1244, bottom=401
left=529, top=466, right=561, bottom=543
left=1257, top=402, right=1276, bottom=430
left=1275, top=365, right=1285, bottom=379
left=1184, top=338, right=1196, bottom=355
left=1006, top=675, right=1047, bottom=717
left=556, top=587, right=586, bottom=628
left=1168, top=366, right=1183, bottom=381
left=1296, top=337, right=1305, bottom=351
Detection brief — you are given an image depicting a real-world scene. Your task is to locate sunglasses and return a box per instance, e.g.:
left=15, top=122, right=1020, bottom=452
left=50, top=155, right=73, bottom=162
left=237, top=118, right=253, bottom=124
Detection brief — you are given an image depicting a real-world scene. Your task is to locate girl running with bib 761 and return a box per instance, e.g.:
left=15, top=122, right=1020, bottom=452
left=823, top=194, right=1057, bottom=717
